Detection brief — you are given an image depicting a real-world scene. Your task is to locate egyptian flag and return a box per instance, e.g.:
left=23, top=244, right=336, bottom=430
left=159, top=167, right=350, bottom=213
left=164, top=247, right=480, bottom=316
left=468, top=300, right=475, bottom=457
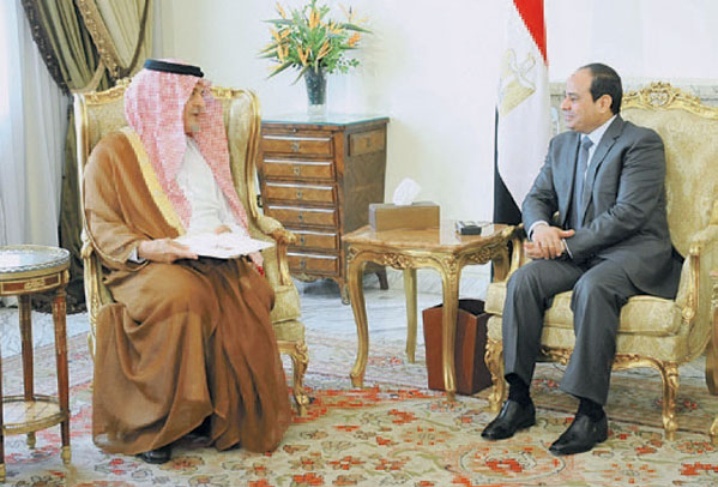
left=493, top=0, right=551, bottom=225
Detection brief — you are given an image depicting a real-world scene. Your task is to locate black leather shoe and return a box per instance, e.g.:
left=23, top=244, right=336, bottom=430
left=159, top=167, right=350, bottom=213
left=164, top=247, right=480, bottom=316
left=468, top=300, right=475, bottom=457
left=481, top=399, right=536, bottom=440
left=549, top=414, right=608, bottom=455
left=137, top=443, right=173, bottom=464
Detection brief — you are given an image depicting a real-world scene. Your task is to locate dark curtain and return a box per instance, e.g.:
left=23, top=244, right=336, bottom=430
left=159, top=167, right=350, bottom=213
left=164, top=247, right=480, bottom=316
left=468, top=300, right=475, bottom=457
left=21, top=0, right=151, bottom=310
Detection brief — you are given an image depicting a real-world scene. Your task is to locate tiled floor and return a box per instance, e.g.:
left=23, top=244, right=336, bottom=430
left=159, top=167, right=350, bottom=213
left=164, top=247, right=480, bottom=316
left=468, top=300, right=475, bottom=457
left=295, top=267, right=489, bottom=344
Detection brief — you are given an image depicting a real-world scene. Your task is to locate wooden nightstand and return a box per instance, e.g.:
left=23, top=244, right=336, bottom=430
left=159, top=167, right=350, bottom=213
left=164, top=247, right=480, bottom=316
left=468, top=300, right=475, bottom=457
left=258, top=114, right=389, bottom=303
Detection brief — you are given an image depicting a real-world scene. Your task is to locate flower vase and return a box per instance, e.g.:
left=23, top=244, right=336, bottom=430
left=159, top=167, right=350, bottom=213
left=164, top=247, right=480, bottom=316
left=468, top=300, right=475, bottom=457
left=304, top=67, right=327, bottom=119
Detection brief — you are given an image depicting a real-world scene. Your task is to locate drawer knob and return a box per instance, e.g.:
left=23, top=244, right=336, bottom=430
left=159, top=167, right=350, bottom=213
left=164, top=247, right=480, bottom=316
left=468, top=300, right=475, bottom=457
left=299, top=235, right=306, bottom=246
left=298, top=212, right=304, bottom=222
left=293, top=166, right=301, bottom=176
left=296, top=190, right=303, bottom=199
left=291, top=141, right=300, bottom=152
left=300, top=259, right=307, bottom=270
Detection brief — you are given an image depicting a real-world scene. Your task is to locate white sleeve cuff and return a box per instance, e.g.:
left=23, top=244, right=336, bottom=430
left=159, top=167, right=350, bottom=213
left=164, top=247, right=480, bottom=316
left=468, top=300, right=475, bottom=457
left=527, top=221, right=549, bottom=241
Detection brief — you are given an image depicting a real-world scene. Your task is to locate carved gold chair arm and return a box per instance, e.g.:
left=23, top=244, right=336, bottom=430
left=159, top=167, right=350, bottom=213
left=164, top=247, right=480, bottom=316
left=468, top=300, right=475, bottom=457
left=673, top=223, right=718, bottom=359
left=688, top=223, right=718, bottom=307
left=254, top=214, right=296, bottom=287
left=688, top=222, right=718, bottom=290
left=256, top=214, right=298, bottom=246
left=269, top=227, right=298, bottom=247
left=504, top=224, right=528, bottom=281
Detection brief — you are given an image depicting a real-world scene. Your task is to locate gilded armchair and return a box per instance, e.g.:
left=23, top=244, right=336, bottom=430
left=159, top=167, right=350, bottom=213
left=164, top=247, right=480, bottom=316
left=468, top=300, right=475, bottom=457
left=74, top=80, right=310, bottom=416
left=484, top=82, right=718, bottom=442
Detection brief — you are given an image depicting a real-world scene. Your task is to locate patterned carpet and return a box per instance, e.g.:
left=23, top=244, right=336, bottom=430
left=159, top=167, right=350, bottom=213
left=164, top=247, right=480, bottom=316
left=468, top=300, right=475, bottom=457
left=2, top=321, right=718, bottom=486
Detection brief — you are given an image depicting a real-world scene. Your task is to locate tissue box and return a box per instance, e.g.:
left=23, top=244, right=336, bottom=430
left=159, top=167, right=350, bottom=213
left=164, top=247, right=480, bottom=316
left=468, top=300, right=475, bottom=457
left=369, top=202, right=440, bottom=231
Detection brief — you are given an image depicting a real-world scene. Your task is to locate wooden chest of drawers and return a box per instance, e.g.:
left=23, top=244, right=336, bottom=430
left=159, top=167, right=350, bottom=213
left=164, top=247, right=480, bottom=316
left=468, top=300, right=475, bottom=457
left=258, top=115, right=389, bottom=302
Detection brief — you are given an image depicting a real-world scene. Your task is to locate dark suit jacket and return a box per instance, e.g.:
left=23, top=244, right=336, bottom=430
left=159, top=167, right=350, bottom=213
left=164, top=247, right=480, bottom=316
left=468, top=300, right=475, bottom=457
left=522, top=116, right=682, bottom=298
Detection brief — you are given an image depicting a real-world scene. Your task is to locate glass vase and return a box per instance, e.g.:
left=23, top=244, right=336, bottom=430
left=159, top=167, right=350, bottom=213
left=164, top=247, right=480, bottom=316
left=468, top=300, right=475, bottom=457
left=304, top=67, right=327, bottom=119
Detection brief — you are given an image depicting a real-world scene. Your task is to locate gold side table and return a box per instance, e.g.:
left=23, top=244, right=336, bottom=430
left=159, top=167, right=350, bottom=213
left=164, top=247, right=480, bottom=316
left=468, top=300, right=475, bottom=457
left=0, top=245, right=71, bottom=481
left=343, top=221, right=513, bottom=400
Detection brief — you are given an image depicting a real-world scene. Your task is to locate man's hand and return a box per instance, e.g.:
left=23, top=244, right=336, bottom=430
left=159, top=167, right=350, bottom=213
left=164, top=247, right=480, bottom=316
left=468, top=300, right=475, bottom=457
left=137, top=238, right=198, bottom=263
left=524, top=224, right=575, bottom=260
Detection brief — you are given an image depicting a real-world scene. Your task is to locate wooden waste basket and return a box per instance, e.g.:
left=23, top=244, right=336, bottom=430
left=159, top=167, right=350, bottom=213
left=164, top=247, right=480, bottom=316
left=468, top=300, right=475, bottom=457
left=422, top=299, right=492, bottom=395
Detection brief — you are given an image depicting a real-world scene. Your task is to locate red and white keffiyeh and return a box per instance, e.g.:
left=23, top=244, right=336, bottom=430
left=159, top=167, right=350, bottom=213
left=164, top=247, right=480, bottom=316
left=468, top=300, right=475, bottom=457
left=124, top=61, right=250, bottom=233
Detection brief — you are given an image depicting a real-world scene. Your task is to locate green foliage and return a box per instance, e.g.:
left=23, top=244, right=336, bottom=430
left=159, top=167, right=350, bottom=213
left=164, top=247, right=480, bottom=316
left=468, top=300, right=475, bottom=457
left=259, top=0, right=369, bottom=82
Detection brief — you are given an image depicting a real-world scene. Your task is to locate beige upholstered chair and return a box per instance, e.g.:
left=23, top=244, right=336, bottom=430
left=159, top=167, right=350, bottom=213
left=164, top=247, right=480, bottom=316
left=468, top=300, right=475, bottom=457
left=484, top=82, right=718, bottom=442
left=74, top=80, right=310, bottom=416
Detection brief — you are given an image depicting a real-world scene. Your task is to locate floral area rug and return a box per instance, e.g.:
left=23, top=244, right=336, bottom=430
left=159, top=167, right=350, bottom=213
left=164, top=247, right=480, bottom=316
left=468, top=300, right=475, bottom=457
left=2, top=327, right=718, bottom=486
left=304, top=327, right=718, bottom=437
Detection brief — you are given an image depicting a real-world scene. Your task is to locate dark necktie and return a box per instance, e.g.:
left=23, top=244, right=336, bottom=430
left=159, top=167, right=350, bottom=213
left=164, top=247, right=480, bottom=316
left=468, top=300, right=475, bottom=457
left=571, top=136, right=593, bottom=229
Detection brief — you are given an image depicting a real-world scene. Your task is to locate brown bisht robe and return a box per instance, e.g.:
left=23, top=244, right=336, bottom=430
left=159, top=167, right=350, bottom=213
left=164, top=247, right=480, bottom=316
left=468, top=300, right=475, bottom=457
left=84, top=131, right=291, bottom=455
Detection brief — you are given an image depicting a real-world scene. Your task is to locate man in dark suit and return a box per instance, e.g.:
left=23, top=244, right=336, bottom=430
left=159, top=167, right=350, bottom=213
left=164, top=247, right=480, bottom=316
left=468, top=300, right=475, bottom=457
left=481, top=63, right=682, bottom=455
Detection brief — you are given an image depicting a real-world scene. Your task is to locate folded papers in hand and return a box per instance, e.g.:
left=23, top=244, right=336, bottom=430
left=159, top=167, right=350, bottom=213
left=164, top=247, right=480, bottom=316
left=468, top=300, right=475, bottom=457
left=175, top=233, right=274, bottom=259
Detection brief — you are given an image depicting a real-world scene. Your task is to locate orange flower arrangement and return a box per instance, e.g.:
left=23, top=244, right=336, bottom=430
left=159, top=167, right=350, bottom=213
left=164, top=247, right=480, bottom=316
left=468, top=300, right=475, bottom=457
left=260, top=0, right=369, bottom=81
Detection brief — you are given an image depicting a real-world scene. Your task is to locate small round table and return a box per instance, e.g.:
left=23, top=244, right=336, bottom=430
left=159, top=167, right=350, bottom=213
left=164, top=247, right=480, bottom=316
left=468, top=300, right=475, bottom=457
left=0, top=245, right=71, bottom=481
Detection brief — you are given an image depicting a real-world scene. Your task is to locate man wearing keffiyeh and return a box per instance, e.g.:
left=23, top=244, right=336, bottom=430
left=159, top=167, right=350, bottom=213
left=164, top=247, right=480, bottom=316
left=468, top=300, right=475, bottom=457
left=83, top=59, right=291, bottom=464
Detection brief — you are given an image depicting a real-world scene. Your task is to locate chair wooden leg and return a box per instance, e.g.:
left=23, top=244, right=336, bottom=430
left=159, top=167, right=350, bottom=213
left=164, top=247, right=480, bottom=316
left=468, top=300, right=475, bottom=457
left=280, top=341, right=310, bottom=417
left=705, top=272, right=718, bottom=444
left=485, top=338, right=506, bottom=412
left=660, top=362, right=679, bottom=441
left=711, top=416, right=718, bottom=446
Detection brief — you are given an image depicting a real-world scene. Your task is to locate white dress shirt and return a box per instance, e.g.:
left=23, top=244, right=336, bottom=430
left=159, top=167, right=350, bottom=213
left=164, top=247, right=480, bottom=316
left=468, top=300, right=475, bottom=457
left=129, top=137, right=247, bottom=262
left=175, top=137, right=247, bottom=236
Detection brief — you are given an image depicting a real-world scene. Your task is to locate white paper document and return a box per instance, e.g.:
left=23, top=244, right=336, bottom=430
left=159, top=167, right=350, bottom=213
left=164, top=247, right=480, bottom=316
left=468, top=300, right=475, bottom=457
left=175, top=233, right=274, bottom=259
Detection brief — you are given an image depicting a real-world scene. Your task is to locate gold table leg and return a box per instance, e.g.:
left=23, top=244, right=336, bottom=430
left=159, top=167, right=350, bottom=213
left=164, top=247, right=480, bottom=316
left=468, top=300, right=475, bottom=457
left=439, top=264, right=460, bottom=401
left=403, top=269, right=417, bottom=363
left=348, top=255, right=369, bottom=387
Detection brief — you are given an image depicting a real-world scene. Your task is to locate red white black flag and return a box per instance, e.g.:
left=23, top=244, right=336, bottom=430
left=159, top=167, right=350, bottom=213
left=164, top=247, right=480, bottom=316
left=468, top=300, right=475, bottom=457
left=493, top=0, right=551, bottom=224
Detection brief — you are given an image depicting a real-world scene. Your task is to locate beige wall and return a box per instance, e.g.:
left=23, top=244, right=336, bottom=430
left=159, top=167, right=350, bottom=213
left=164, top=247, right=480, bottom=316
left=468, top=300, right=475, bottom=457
left=156, top=0, right=718, bottom=223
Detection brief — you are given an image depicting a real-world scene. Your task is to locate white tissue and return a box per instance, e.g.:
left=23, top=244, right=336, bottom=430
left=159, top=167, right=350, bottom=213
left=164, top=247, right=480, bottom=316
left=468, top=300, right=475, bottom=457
left=391, top=178, right=421, bottom=206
